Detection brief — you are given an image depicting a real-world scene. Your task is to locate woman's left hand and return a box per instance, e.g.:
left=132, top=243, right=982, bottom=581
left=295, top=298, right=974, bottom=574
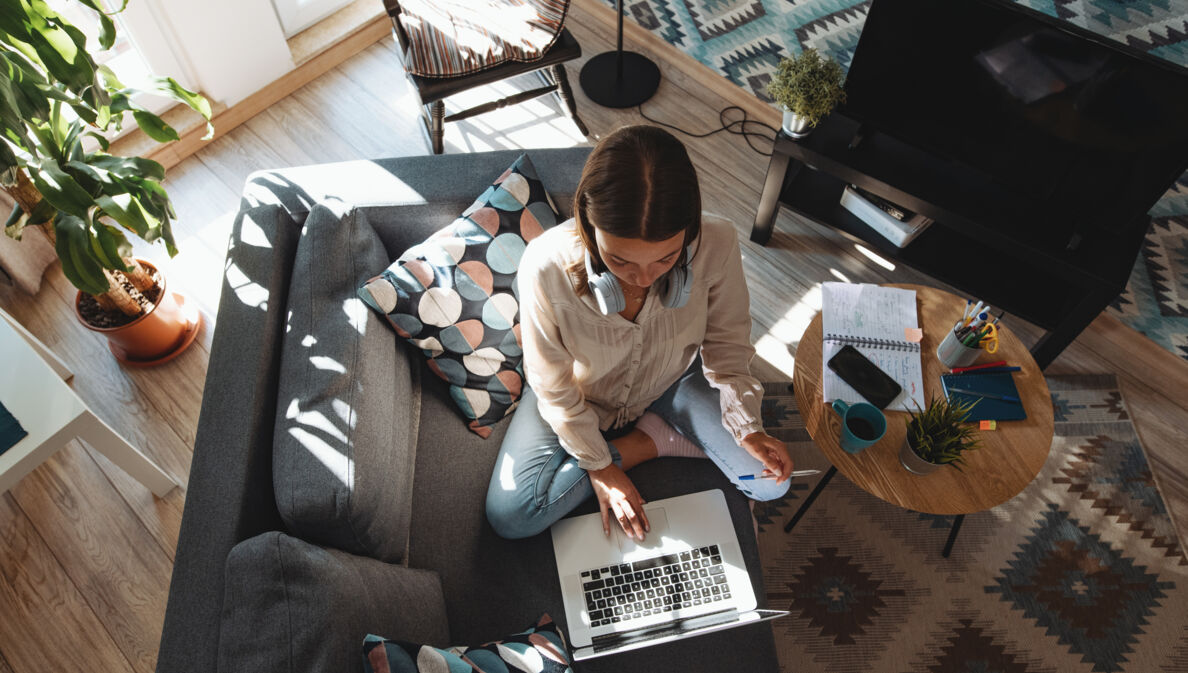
left=740, top=432, right=793, bottom=483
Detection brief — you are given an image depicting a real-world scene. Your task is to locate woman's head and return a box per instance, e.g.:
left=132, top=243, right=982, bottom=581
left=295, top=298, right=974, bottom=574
left=572, top=125, right=701, bottom=291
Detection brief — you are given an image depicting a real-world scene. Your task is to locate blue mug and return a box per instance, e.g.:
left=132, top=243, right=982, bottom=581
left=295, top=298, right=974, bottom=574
left=831, top=400, right=887, bottom=454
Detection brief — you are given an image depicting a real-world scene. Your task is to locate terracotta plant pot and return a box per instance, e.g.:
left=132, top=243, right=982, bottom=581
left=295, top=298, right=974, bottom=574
left=899, top=437, right=942, bottom=475
left=74, top=259, right=201, bottom=366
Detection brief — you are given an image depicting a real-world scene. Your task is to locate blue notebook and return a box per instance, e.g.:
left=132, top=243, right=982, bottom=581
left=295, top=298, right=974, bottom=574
left=0, top=400, right=28, bottom=456
left=940, top=372, right=1027, bottom=422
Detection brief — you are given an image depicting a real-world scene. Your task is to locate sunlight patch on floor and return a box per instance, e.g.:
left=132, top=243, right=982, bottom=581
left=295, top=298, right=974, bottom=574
left=754, top=284, right=823, bottom=379
left=855, top=244, right=895, bottom=271
left=442, top=74, right=586, bottom=153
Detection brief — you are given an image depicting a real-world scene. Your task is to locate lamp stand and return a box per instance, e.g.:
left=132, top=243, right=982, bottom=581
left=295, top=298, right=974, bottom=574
left=579, top=0, right=660, bottom=108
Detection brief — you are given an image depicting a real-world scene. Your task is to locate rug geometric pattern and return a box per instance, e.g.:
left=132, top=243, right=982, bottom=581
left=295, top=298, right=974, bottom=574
left=610, top=0, right=1188, bottom=102
left=608, top=0, right=1188, bottom=364
left=757, top=376, right=1188, bottom=672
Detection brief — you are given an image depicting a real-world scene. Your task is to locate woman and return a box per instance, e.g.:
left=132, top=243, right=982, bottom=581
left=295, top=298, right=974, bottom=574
left=485, top=125, right=793, bottom=541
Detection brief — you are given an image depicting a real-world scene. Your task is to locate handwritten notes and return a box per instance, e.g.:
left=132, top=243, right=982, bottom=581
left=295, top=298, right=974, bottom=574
left=822, top=283, right=926, bottom=411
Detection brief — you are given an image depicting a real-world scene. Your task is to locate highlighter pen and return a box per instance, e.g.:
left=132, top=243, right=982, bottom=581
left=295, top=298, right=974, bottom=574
left=739, top=469, right=822, bottom=481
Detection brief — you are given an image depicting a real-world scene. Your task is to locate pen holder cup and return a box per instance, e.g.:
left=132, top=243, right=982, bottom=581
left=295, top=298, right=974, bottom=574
left=937, top=328, right=982, bottom=368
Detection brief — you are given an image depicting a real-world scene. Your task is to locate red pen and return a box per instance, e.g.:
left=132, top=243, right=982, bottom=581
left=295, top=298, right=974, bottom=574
left=950, top=360, right=1007, bottom=374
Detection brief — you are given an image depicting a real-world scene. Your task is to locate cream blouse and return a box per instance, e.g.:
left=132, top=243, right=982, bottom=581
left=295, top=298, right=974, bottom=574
left=517, top=213, right=765, bottom=470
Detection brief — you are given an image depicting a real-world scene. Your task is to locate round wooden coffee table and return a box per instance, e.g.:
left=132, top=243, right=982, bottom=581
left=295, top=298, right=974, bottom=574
left=788, top=284, right=1055, bottom=554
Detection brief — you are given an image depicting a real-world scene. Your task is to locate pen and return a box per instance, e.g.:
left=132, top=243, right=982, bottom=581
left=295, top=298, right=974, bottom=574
left=951, top=360, right=1007, bottom=373
left=950, top=366, right=1020, bottom=375
left=739, top=469, right=822, bottom=480
left=947, top=387, right=1020, bottom=403
left=965, top=301, right=985, bottom=326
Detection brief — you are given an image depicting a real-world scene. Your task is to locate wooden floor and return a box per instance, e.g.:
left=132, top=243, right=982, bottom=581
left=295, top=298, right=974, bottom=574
left=1, top=0, right=1186, bottom=669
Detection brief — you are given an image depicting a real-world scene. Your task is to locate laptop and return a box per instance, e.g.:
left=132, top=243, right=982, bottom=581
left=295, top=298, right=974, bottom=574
left=550, top=489, right=788, bottom=661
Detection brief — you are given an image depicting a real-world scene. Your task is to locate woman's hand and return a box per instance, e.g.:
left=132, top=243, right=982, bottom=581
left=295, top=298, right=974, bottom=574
left=741, top=432, right=794, bottom=483
left=588, top=464, right=650, bottom=541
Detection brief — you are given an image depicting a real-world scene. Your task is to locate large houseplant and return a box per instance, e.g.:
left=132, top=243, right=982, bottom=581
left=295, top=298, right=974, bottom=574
left=766, top=48, right=846, bottom=138
left=1, top=0, right=212, bottom=362
left=900, top=396, right=982, bottom=475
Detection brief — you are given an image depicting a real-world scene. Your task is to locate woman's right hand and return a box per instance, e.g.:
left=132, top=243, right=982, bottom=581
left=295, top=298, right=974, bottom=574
left=588, top=464, right=650, bottom=541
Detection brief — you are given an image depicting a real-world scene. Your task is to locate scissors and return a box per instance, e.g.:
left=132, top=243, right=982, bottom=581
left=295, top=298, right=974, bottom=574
left=979, top=322, right=999, bottom=354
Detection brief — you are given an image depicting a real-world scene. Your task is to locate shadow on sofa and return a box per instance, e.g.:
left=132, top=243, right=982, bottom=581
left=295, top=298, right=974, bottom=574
left=156, top=148, right=779, bottom=673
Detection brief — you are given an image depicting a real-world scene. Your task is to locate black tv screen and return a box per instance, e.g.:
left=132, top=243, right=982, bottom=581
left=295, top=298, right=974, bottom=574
left=842, top=0, right=1188, bottom=235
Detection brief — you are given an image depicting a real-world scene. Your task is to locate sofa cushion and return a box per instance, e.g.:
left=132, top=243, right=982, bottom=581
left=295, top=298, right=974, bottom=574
left=363, top=614, right=570, bottom=673
left=219, top=532, right=449, bottom=673
left=359, top=153, right=561, bottom=438
left=273, top=201, right=420, bottom=563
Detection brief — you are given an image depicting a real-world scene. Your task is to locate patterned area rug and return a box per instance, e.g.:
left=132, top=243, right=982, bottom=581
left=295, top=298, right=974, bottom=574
left=605, top=0, right=1188, bottom=363
left=755, top=377, right=1188, bottom=672
left=609, top=0, right=1187, bottom=103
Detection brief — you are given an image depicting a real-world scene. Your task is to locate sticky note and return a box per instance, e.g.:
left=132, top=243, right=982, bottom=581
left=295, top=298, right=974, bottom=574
left=979, top=420, right=997, bottom=431
left=904, top=327, right=924, bottom=343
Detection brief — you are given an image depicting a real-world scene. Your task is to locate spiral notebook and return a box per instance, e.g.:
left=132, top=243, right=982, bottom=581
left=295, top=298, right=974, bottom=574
left=821, top=282, right=926, bottom=411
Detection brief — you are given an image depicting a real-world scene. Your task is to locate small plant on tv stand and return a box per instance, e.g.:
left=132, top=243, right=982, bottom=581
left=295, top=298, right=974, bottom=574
left=767, top=48, right=846, bottom=138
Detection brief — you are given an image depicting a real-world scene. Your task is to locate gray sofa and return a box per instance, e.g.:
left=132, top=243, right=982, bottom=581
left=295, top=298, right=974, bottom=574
left=155, top=148, right=779, bottom=673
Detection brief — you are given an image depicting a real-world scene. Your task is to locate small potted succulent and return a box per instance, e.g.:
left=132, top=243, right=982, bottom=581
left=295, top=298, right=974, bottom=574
left=900, top=396, right=982, bottom=475
left=2, top=0, right=213, bottom=365
left=766, top=48, right=846, bottom=138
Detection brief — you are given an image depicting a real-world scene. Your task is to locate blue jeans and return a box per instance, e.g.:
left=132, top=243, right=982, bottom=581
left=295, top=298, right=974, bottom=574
left=485, top=362, right=790, bottom=539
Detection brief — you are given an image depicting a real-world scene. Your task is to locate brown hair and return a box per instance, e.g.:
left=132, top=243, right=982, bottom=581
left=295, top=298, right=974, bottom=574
left=569, top=125, right=701, bottom=295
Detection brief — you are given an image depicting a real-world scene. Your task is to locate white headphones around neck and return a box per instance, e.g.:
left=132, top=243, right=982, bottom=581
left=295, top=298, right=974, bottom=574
left=584, top=246, right=693, bottom=315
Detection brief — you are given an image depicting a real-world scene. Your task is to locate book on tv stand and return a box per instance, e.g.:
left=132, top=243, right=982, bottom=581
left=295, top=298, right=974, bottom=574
left=839, top=185, right=933, bottom=248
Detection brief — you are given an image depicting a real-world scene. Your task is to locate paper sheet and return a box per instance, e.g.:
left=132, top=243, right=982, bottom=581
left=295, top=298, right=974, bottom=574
left=821, top=282, right=926, bottom=411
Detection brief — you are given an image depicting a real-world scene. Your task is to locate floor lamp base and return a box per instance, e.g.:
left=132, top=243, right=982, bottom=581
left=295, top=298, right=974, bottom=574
left=579, top=51, right=660, bottom=108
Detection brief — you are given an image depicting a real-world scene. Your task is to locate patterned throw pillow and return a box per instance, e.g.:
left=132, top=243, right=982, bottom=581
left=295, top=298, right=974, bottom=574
left=363, top=614, right=571, bottom=673
left=396, top=0, right=570, bottom=78
left=358, top=153, right=560, bottom=437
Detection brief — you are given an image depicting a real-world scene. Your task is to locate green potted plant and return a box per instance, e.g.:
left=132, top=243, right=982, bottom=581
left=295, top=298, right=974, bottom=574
left=900, top=396, right=982, bottom=475
left=1, top=0, right=212, bottom=365
left=766, top=48, right=846, bottom=138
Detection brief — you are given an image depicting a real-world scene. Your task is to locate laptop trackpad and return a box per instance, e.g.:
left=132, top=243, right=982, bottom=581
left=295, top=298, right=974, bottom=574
left=613, top=507, right=671, bottom=553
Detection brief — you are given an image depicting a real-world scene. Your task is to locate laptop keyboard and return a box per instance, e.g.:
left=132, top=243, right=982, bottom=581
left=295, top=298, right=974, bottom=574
left=580, top=545, right=731, bottom=628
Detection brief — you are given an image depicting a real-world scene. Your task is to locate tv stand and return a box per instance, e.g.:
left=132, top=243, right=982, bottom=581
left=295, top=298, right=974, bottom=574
left=752, top=114, right=1149, bottom=370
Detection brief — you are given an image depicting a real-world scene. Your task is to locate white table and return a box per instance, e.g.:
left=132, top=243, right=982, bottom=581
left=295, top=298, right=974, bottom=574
left=0, top=309, right=177, bottom=497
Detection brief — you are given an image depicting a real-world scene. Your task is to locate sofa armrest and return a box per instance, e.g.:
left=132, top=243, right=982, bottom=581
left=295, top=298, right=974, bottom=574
left=156, top=201, right=304, bottom=673
left=218, top=532, right=449, bottom=673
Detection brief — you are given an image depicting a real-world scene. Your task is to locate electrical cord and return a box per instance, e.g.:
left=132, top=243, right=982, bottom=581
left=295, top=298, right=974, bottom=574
left=636, top=103, right=779, bottom=157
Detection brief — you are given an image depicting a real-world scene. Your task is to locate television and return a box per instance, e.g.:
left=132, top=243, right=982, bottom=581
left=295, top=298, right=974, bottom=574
left=841, top=0, right=1188, bottom=244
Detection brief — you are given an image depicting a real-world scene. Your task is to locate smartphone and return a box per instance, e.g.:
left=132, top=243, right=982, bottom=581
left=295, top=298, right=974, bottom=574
left=827, top=344, right=903, bottom=409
